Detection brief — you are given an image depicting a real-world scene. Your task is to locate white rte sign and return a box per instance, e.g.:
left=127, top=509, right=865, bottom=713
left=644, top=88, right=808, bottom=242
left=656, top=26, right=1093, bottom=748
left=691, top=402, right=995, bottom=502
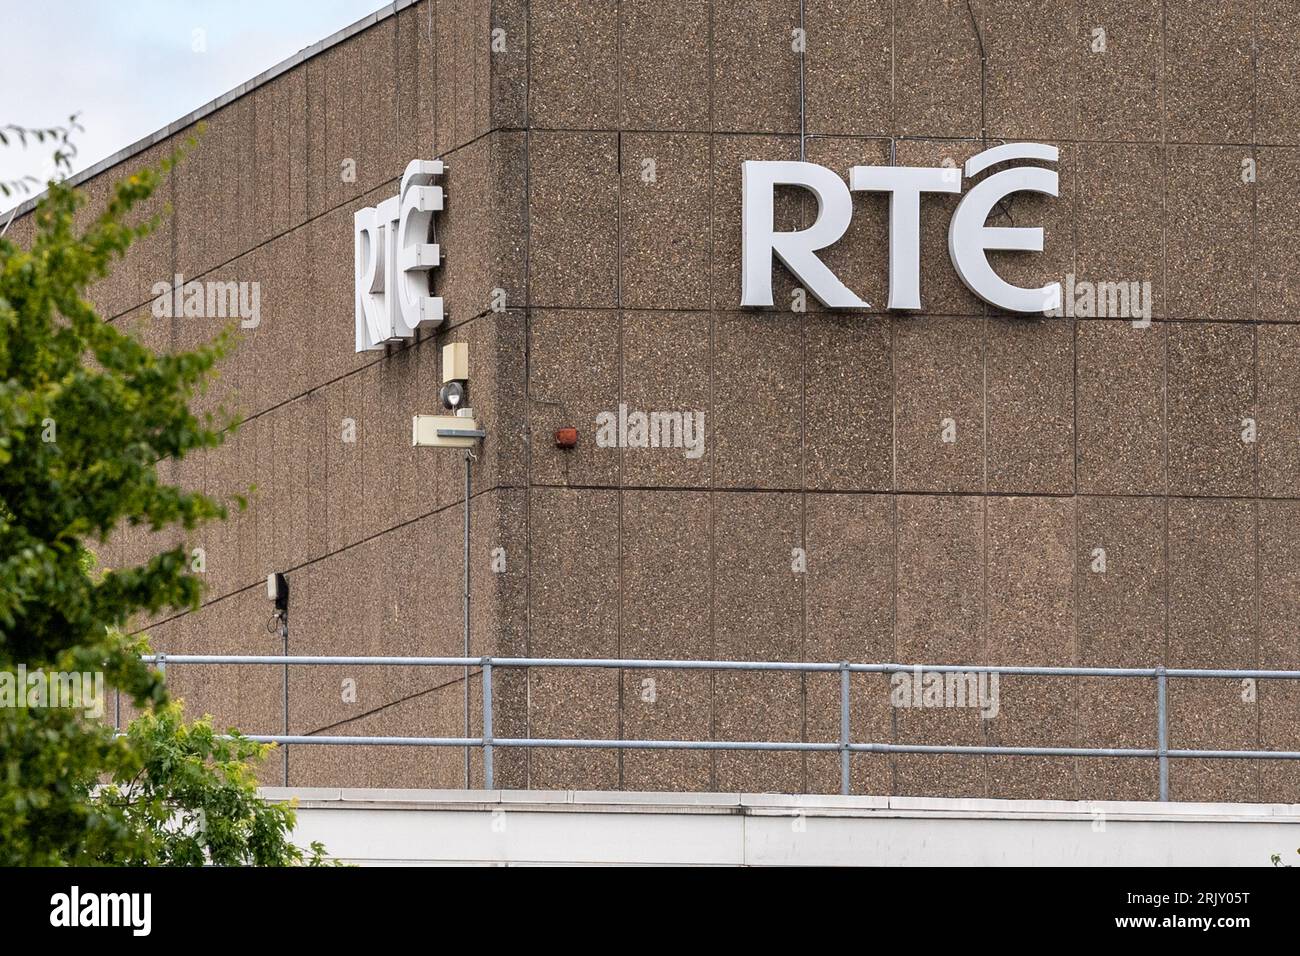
left=354, top=159, right=446, bottom=352
left=741, top=142, right=1061, bottom=314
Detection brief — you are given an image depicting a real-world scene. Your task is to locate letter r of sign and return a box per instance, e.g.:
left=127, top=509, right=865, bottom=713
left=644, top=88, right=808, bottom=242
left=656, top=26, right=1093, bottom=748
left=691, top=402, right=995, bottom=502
left=740, top=160, right=868, bottom=309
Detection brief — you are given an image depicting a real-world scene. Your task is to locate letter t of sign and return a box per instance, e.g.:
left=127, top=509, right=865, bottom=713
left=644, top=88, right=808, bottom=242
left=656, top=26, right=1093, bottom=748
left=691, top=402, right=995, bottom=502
left=849, top=166, right=962, bottom=310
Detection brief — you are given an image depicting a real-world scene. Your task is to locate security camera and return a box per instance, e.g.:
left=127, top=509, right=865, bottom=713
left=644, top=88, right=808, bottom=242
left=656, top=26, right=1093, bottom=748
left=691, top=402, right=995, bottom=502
left=439, top=380, right=466, bottom=410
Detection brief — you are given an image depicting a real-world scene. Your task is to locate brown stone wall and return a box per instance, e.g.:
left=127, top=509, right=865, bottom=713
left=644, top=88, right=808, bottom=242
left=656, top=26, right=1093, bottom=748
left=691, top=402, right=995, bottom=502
left=19, top=0, right=1300, bottom=801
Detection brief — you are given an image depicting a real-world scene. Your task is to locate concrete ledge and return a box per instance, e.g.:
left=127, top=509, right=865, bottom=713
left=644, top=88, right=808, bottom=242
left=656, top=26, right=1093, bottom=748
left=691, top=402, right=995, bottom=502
left=260, top=788, right=1300, bottom=866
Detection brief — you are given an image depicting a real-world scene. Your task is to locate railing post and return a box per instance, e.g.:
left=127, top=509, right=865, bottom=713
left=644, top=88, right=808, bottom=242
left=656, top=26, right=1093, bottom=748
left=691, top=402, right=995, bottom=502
left=463, top=449, right=472, bottom=790
left=839, top=661, right=850, bottom=796
left=156, top=652, right=166, bottom=678
left=482, top=659, right=494, bottom=791
left=1156, top=666, right=1168, bottom=802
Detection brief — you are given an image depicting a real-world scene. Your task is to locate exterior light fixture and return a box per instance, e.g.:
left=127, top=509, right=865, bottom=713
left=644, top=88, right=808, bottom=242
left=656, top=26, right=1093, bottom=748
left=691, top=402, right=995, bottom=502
left=412, top=343, right=485, bottom=448
left=266, top=572, right=289, bottom=612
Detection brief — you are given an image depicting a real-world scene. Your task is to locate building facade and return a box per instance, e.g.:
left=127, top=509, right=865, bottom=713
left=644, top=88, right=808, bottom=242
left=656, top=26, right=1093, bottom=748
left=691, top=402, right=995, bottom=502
left=8, top=0, right=1300, bottom=803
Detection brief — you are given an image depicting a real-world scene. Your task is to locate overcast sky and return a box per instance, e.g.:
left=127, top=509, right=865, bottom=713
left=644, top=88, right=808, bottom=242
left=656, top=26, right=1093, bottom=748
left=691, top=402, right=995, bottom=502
left=1, top=0, right=388, bottom=201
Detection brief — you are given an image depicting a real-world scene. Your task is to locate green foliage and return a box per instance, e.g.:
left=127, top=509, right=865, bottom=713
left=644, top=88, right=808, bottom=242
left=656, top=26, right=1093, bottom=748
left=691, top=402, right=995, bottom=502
left=0, top=138, right=227, bottom=673
left=0, top=136, right=329, bottom=865
left=97, top=702, right=330, bottom=867
left=0, top=115, right=82, bottom=198
left=1, top=686, right=330, bottom=867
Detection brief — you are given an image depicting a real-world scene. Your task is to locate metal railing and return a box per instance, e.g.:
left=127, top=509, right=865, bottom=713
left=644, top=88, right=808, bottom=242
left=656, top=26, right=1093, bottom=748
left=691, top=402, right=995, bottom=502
left=139, top=654, right=1300, bottom=801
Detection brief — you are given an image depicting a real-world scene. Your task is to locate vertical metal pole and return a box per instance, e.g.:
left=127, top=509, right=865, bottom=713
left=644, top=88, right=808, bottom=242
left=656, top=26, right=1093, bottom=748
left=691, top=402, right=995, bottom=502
left=157, top=652, right=166, bottom=677
left=463, top=449, right=471, bottom=789
left=483, top=660, right=494, bottom=791
left=839, top=662, right=850, bottom=796
left=1157, top=666, right=1168, bottom=802
left=282, top=611, right=289, bottom=787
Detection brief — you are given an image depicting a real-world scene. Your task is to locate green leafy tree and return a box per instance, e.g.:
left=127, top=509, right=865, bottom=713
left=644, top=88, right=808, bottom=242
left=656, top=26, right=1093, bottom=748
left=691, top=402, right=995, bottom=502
left=0, top=115, right=82, bottom=199
left=98, top=699, right=329, bottom=866
left=0, top=133, right=328, bottom=865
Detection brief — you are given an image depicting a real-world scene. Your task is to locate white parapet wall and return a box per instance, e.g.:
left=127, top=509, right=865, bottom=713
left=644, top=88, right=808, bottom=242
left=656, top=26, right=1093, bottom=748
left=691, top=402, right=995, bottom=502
left=260, top=789, right=1300, bottom=866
